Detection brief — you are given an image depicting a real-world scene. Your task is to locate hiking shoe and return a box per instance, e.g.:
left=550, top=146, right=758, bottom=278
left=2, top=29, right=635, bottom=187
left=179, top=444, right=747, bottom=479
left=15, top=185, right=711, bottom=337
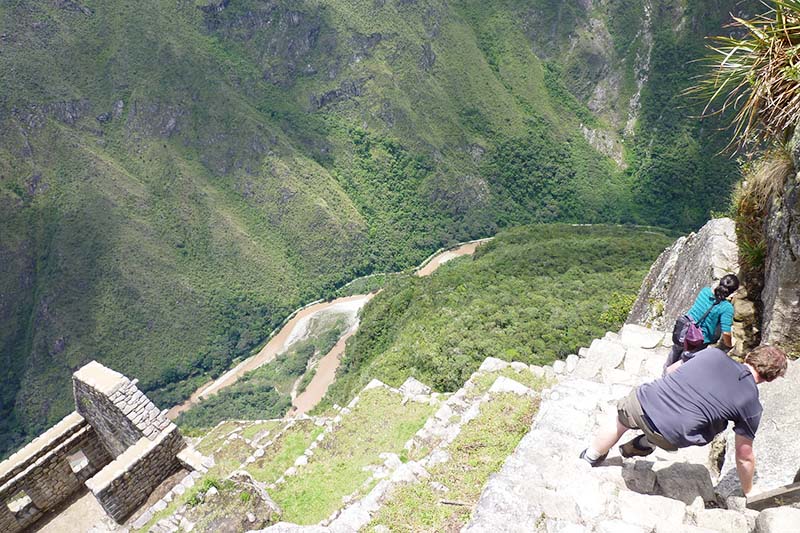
left=579, top=448, right=607, bottom=467
left=619, top=435, right=655, bottom=458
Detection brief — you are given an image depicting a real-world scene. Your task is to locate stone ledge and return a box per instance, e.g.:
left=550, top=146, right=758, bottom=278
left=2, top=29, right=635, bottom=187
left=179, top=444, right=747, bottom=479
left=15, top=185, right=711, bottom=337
left=73, top=361, right=129, bottom=396
left=86, top=424, right=180, bottom=493
left=176, top=447, right=214, bottom=474
left=0, top=424, right=93, bottom=495
left=0, top=412, right=86, bottom=485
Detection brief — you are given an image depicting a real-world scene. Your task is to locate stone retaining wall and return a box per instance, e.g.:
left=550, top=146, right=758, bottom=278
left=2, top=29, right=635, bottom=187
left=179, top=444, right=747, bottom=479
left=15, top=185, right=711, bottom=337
left=0, top=361, right=191, bottom=531
left=87, top=425, right=185, bottom=522
left=73, top=361, right=170, bottom=456
left=0, top=416, right=112, bottom=533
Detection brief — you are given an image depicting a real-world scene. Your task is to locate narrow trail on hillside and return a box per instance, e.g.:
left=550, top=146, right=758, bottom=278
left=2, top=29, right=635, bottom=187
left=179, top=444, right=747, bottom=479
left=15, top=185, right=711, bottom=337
left=167, top=239, right=490, bottom=420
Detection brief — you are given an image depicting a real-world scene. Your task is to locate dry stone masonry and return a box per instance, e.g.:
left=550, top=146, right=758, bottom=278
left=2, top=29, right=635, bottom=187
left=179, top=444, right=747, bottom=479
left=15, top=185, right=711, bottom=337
left=464, top=324, right=800, bottom=533
left=0, top=361, right=199, bottom=532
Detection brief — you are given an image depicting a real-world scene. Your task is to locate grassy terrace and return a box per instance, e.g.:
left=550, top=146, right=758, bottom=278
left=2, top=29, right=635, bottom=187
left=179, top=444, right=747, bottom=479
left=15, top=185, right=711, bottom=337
left=245, top=419, right=325, bottom=484
left=194, top=421, right=241, bottom=456
left=240, top=420, right=284, bottom=442
left=270, top=387, right=435, bottom=524
left=464, top=367, right=552, bottom=401
left=368, top=392, right=540, bottom=532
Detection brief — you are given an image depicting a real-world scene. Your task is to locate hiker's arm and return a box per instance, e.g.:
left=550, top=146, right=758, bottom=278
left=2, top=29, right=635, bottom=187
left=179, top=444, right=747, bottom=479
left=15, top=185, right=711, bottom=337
left=735, top=434, right=756, bottom=496
left=721, top=332, right=733, bottom=348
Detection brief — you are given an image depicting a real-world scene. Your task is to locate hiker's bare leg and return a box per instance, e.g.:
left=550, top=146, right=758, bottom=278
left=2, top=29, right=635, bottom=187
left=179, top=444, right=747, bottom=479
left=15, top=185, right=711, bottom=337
left=588, top=415, right=629, bottom=457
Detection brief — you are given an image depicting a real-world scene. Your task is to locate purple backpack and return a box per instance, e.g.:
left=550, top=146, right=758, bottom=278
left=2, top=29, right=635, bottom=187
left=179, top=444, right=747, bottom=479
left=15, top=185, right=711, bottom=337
left=682, top=300, right=720, bottom=352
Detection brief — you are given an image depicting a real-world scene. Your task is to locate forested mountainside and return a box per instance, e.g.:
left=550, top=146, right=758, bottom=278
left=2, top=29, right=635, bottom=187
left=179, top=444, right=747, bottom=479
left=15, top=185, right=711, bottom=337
left=0, top=0, right=756, bottom=457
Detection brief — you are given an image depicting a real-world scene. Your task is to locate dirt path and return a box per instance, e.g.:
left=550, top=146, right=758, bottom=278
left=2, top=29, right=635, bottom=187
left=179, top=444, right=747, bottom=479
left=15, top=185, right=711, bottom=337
left=168, top=238, right=490, bottom=419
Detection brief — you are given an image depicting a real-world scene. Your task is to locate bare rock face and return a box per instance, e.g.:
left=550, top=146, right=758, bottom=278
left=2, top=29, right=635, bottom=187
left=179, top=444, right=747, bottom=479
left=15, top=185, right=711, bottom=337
left=717, top=359, right=800, bottom=500
left=626, top=218, right=738, bottom=333
left=761, top=135, right=800, bottom=351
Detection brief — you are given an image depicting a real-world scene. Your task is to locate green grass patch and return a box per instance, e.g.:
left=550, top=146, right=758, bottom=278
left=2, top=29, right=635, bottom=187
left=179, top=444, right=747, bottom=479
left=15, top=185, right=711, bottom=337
left=245, top=420, right=324, bottom=484
left=195, top=421, right=242, bottom=456
left=270, top=388, right=435, bottom=524
left=134, top=474, right=223, bottom=532
left=368, top=392, right=538, bottom=532
left=465, top=367, right=553, bottom=401
left=240, top=420, right=283, bottom=442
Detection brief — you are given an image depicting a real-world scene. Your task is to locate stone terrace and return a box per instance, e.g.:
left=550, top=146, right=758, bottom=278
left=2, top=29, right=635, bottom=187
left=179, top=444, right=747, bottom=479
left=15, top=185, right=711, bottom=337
left=0, top=361, right=203, bottom=532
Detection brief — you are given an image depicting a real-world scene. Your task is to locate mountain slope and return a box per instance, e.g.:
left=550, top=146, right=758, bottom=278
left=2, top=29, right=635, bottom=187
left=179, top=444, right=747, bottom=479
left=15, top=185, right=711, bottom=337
left=0, top=0, right=754, bottom=457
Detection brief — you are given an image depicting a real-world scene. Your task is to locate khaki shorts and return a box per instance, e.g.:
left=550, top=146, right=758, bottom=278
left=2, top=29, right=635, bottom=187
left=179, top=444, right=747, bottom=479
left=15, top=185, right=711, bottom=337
left=617, top=388, right=678, bottom=452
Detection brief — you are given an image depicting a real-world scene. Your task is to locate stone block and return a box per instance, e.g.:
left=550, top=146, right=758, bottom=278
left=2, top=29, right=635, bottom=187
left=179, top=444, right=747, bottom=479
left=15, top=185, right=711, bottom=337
left=755, top=507, right=800, bottom=532
left=586, top=338, right=627, bottom=370
left=565, top=354, right=579, bottom=373
left=619, top=324, right=666, bottom=349
left=622, top=461, right=657, bottom=495
left=694, top=508, right=753, bottom=533
left=654, top=462, right=716, bottom=504
left=478, top=357, right=509, bottom=373
left=655, top=526, right=719, bottom=533
left=596, top=520, right=648, bottom=533
left=622, top=347, right=650, bottom=375
left=510, top=361, right=529, bottom=373
left=617, top=491, right=686, bottom=529
left=488, top=376, right=532, bottom=396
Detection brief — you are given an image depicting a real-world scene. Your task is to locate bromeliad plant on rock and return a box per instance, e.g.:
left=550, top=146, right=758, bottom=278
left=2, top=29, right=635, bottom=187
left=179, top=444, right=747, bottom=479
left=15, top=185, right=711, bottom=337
left=692, top=0, right=800, bottom=149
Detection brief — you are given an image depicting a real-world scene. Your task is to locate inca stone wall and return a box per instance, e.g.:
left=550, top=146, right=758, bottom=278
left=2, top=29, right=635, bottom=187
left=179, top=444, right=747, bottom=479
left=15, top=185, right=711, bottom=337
left=0, top=413, right=112, bottom=533
left=0, top=361, right=189, bottom=532
left=86, top=425, right=185, bottom=522
left=73, top=362, right=172, bottom=456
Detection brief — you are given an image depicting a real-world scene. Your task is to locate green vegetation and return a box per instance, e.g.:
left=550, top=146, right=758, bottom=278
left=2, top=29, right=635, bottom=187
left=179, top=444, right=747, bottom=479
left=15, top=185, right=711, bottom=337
left=691, top=2, right=800, bottom=348
left=270, top=387, right=434, bottom=524
left=177, top=316, right=349, bottom=430
left=322, top=225, right=673, bottom=408
left=246, top=420, right=325, bottom=484
left=463, top=367, right=553, bottom=403
left=240, top=420, right=283, bottom=442
left=195, top=422, right=241, bottom=456
left=0, top=0, right=752, bottom=458
left=691, top=1, right=800, bottom=147
left=369, top=393, right=538, bottom=531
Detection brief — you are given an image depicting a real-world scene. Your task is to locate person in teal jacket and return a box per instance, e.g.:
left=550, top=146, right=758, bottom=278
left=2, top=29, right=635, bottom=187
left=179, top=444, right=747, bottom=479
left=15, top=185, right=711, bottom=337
left=664, top=273, right=739, bottom=373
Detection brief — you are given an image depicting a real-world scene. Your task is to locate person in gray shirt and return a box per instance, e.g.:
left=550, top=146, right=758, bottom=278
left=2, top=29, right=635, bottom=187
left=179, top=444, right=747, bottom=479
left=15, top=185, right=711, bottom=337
left=580, top=345, right=787, bottom=497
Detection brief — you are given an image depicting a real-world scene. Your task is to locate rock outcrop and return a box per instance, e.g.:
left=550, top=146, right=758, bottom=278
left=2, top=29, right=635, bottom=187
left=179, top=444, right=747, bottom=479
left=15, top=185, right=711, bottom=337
left=627, top=218, right=738, bottom=334
left=718, top=356, right=800, bottom=499
left=761, top=135, right=800, bottom=352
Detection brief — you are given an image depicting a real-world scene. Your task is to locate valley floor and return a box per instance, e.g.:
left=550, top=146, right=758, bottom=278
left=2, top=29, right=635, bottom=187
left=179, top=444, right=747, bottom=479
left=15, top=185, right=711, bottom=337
left=169, top=239, right=489, bottom=420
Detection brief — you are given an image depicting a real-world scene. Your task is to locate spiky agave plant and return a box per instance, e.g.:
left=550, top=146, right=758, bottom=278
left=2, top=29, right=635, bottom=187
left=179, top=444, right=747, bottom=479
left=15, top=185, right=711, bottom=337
left=691, top=1, right=800, bottom=149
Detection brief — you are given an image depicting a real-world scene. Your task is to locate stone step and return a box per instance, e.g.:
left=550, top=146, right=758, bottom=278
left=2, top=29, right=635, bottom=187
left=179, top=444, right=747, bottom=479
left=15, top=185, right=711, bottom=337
left=465, top=325, right=763, bottom=533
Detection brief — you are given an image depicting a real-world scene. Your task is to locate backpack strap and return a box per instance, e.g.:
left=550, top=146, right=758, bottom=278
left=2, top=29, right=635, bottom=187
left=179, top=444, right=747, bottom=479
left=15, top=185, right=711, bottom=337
left=696, top=299, right=721, bottom=327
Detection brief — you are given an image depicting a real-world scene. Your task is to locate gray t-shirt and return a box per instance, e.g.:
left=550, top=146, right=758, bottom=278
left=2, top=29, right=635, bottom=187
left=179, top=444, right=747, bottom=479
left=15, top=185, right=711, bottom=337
left=637, top=347, right=762, bottom=447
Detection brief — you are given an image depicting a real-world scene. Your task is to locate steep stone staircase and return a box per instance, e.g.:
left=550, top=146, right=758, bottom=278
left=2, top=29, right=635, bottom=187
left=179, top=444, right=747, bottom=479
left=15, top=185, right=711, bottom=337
left=463, top=325, right=799, bottom=533
left=139, top=324, right=800, bottom=532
